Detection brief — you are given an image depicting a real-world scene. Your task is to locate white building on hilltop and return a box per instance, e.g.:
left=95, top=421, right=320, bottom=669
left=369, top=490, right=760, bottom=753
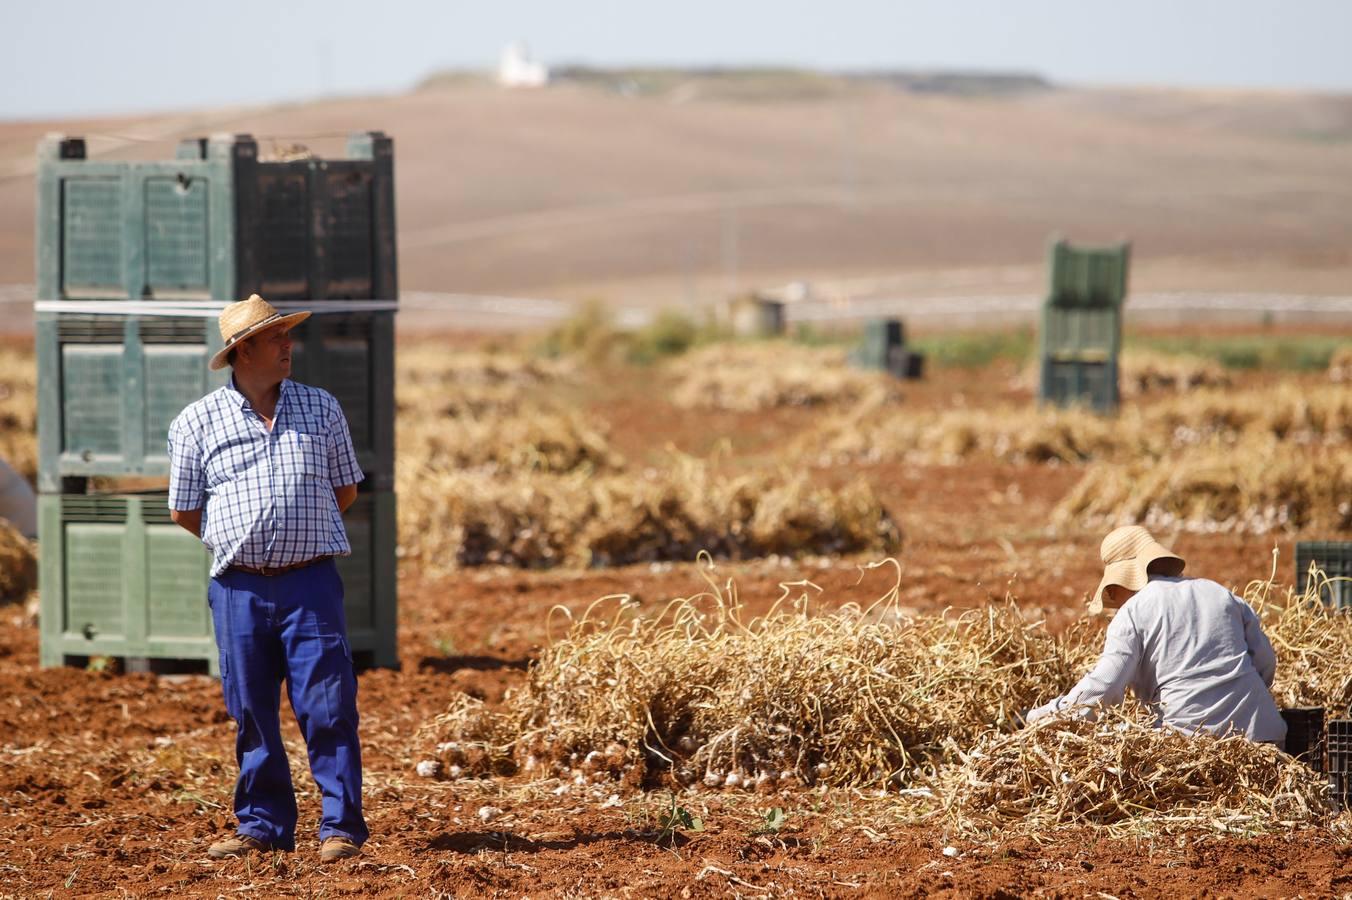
left=498, top=41, right=549, bottom=88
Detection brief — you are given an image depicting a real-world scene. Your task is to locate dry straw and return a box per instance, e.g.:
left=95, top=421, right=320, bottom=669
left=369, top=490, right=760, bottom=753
left=0, top=345, right=37, bottom=482
left=421, top=559, right=1090, bottom=787
left=1055, top=439, right=1351, bottom=535
left=0, top=518, right=36, bottom=604
left=934, top=702, right=1330, bottom=837
left=667, top=343, right=898, bottom=412
left=399, top=461, right=900, bottom=572
left=1329, top=344, right=1352, bottom=383
left=1247, top=554, right=1352, bottom=713
left=808, top=383, right=1351, bottom=468
left=1117, top=350, right=1233, bottom=398
left=394, top=346, right=899, bottom=571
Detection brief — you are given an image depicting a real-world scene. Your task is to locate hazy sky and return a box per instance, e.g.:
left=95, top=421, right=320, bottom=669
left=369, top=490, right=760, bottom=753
left=3, top=0, right=1350, bottom=119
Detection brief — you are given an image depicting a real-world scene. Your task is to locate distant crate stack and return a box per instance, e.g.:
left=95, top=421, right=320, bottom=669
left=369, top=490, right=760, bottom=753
left=849, top=318, right=924, bottom=380
left=1038, top=239, right=1130, bottom=413
left=35, top=132, right=399, bottom=673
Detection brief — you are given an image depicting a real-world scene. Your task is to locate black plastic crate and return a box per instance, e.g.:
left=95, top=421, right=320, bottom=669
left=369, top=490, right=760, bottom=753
left=1327, top=719, right=1352, bottom=775
left=1280, top=707, right=1325, bottom=772
left=1296, top=541, right=1352, bottom=609
left=1330, top=773, right=1351, bottom=814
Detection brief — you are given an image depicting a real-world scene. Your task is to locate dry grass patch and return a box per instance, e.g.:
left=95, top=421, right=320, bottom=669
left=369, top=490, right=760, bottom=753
left=808, top=383, right=1351, bottom=468
left=0, top=518, right=35, bottom=604
left=419, top=564, right=1090, bottom=787
left=1119, top=350, right=1233, bottom=398
left=1250, top=568, right=1352, bottom=712
left=1329, top=344, right=1352, bottom=383
left=399, top=463, right=899, bottom=572
left=0, top=345, right=36, bottom=482
left=1055, top=440, right=1351, bottom=535
left=396, top=346, right=623, bottom=477
left=935, top=703, right=1330, bottom=837
left=668, top=343, right=898, bottom=412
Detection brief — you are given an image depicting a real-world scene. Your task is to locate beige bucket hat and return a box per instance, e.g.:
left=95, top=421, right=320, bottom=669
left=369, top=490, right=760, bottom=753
left=209, top=294, right=310, bottom=370
left=1089, top=525, right=1186, bottom=615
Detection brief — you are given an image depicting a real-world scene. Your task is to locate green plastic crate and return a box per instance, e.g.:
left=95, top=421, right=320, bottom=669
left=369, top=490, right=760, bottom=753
left=1038, top=239, right=1129, bottom=413
left=848, top=318, right=924, bottom=380
left=1296, top=541, right=1352, bottom=609
left=849, top=319, right=904, bottom=370
left=38, top=490, right=398, bottom=672
left=36, top=311, right=394, bottom=492
left=36, top=132, right=397, bottom=303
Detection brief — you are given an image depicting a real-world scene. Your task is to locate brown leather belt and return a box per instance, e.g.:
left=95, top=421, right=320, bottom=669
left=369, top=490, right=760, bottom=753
left=228, top=556, right=333, bottom=577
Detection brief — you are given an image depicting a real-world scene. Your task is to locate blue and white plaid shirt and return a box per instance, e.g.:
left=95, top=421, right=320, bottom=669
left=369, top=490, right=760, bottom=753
left=167, top=378, right=365, bottom=577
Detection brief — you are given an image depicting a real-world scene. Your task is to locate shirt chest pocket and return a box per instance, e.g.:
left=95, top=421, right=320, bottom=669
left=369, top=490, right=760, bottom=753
left=280, top=431, right=328, bottom=479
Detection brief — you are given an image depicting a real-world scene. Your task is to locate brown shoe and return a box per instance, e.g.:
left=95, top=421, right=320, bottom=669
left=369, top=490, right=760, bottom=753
left=208, top=834, right=273, bottom=858
left=319, top=836, right=361, bottom=862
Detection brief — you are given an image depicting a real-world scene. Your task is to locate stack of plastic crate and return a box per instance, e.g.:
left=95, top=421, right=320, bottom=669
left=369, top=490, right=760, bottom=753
left=1038, top=239, right=1130, bottom=413
left=35, top=132, right=398, bottom=673
left=848, top=319, right=924, bottom=380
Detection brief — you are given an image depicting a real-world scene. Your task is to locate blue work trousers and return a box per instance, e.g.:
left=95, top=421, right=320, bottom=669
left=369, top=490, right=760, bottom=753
left=207, top=558, right=368, bottom=850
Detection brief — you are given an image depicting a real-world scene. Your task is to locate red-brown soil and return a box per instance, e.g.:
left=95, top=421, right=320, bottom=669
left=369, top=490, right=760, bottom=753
left=0, top=351, right=1344, bottom=897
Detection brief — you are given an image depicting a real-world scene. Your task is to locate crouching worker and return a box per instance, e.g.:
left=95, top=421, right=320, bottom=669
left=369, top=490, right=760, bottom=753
left=1027, top=526, right=1286, bottom=747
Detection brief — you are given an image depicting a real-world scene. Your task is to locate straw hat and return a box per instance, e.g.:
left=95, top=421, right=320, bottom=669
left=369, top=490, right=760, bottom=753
left=1089, top=525, right=1186, bottom=615
left=209, top=295, right=310, bottom=371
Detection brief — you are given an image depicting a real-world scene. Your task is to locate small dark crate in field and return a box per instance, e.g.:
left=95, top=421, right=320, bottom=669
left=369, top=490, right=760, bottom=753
left=1296, top=541, right=1352, bottom=609
left=1280, top=707, right=1325, bottom=772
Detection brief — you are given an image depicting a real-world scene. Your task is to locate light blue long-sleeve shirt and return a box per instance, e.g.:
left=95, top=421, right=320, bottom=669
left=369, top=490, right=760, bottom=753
left=1028, top=576, right=1286, bottom=744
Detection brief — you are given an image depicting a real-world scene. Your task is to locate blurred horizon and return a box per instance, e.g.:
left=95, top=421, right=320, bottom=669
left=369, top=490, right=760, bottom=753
left=4, top=0, right=1352, bottom=121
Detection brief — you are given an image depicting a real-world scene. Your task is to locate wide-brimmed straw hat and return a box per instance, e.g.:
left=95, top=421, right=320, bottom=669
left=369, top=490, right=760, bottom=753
left=208, top=294, right=310, bottom=370
left=1088, top=525, right=1186, bottom=615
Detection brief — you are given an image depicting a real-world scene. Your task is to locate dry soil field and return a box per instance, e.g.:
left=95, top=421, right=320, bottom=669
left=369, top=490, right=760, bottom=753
left=1, top=325, right=1351, bottom=897
left=3, top=77, right=1352, bottom=309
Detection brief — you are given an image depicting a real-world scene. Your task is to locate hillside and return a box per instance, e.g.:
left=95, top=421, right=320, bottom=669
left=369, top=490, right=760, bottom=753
left=1, top=74, right=1350, bottom=308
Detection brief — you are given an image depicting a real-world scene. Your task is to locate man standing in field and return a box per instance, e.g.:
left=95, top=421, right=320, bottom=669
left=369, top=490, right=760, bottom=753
left=167, top=295, right=368, bottom=862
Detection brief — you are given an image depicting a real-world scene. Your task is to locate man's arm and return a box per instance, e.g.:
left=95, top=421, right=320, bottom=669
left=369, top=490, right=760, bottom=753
left=1237, top=595, right=1278, bottom=687
left=326, top=400, right=365, bottom=509
left=166, top=414, right=207, bottom=539
left=170, top=508, right=203, bottom=537
left=1027, top=609, right=1143, bottom=723
left=334, top=484, right=358, bottom=514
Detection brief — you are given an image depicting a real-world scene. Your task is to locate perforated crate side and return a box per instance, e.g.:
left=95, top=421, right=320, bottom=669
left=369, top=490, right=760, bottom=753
left=1296, top=541, right=1352, bottom=609
left=1326, top=719, right=1352, bottom=774
left=36, top=313, right=226, bottom=491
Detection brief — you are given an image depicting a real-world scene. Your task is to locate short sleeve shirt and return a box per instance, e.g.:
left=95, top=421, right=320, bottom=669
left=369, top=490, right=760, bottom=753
left=167, top=378, right=364, bottom=577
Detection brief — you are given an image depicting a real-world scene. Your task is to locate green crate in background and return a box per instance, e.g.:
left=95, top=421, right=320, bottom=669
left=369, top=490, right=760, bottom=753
left=37, top=311, right=394, bottom=492
left=848, top=318, right=925, bottom=380
left=38, top=491, right=398, bottom=673
left=1038, top=239, right=1129, bottom=413
left=36, top=131, right=397, bottom=303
